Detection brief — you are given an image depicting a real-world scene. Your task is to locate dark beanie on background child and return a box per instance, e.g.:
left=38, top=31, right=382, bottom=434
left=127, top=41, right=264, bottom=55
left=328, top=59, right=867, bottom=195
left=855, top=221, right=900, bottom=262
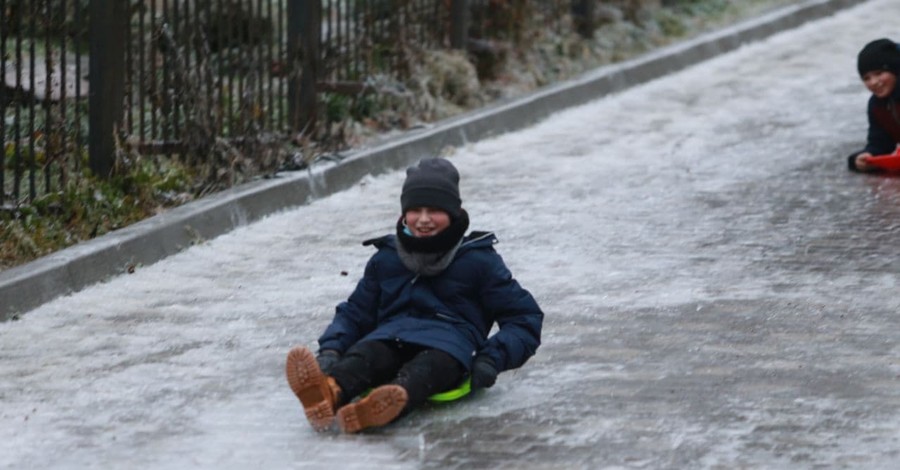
left=858, top=38, right=900, bottom=76
left=400, top=158, right=462, bottom=218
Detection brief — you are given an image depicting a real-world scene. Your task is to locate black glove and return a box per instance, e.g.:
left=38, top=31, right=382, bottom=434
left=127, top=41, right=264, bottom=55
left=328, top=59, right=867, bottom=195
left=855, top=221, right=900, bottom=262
left=316, top=349, right=341, bottom=374
left=848, top=152, right=863, bottom=172
left=470, top=355, right=498, bottom=389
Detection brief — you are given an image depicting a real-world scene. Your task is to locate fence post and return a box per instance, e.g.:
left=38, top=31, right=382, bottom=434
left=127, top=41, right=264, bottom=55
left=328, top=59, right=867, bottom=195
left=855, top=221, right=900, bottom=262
left=573, top=0, right=596, bottom=39
left=88, top=0, right=126, bottom=178
left=450, top=0, right=468, bottom=49
left=289, top=0, right=319, bottom=134
left=287, top=0, right=301, bottom=132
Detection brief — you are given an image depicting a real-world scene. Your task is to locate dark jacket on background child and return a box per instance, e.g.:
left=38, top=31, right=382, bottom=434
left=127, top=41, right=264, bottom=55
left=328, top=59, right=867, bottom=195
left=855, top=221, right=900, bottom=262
left=862, top=85, right=900, bottom=155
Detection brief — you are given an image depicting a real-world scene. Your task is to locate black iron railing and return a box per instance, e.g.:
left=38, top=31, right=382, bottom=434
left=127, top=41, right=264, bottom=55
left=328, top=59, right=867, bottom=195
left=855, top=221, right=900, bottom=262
left=2, top=0, right=575, bottom=208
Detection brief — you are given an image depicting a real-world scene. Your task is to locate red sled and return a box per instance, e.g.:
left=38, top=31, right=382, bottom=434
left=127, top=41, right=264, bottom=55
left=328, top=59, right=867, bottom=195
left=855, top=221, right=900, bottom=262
left=865, top=148, right=900, bottom=171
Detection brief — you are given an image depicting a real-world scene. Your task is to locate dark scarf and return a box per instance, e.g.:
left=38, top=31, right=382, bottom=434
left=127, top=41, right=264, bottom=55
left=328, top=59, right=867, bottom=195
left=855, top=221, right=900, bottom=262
left=395, top=210, right=469, bottom=276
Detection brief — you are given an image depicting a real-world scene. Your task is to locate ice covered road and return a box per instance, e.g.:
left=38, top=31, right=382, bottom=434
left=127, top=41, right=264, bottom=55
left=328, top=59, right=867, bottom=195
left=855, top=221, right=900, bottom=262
left=3, top=0, right=900, bottom=468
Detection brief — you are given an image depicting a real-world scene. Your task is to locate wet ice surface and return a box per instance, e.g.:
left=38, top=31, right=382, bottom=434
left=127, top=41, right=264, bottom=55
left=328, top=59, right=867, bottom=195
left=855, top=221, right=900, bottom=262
left=4, top=1, right=900, bottom=468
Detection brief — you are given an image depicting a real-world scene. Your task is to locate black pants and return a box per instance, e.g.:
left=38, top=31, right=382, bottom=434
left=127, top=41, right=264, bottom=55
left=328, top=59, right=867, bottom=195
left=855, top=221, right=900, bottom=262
left=329, top=340, right=465, bottom=410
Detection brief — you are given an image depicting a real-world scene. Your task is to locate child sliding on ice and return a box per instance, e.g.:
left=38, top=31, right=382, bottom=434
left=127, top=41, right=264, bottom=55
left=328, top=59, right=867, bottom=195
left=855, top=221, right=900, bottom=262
left=285, top=158, right=544, bottom=433
left=848, top=38, right=900, bottom=172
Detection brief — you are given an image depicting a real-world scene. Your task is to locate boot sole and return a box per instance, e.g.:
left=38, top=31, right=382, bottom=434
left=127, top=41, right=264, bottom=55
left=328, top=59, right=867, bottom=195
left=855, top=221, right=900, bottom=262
left=285, top=347, right=334, bottom=431
left=338, top=385, right=408, bottom=433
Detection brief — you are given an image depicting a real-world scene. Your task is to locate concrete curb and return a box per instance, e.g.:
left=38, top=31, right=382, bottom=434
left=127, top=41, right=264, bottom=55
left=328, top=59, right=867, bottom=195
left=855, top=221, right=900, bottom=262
left=0, top=0, right=867, bottom=321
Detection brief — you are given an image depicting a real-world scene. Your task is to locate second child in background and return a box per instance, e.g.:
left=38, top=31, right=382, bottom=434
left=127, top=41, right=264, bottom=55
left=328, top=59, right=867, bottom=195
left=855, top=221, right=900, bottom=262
left=848, top=38, right=900, bottom=172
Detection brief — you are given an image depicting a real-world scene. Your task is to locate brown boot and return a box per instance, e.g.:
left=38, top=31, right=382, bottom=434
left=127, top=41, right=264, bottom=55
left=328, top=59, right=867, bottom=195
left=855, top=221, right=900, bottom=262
left=337, top=384, right=408, bottom=433
left=285, top=346, right=341, bottom=431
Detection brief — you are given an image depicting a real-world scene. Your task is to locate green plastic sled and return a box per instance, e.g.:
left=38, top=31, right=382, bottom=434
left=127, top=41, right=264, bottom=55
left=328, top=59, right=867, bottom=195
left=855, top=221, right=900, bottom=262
left=428, top=378, right=472, bottom=403
left=362, top=378, right=472, bottom=403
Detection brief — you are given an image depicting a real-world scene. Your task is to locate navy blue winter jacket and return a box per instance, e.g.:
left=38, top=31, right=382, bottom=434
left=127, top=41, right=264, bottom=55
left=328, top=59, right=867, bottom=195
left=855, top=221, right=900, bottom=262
left=864, top=84, right=900, bottom=155
left=318, top=231, right=543, bottom=372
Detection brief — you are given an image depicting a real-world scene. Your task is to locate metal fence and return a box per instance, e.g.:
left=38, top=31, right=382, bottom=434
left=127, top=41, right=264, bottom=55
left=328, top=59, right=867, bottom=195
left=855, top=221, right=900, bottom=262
left=122, top=1, right=293, bottom=154
left=2, top=0, right=575, bottom=209
left=109, top=0, right=294, bottom=173
left=2, top=0, right=89, bottom=207
left=319, top=0, right=450, bottom=84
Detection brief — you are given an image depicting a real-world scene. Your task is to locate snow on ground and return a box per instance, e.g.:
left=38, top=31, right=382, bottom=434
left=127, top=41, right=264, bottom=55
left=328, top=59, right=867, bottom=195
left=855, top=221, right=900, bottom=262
left=2, top=1, right=900, bottom=468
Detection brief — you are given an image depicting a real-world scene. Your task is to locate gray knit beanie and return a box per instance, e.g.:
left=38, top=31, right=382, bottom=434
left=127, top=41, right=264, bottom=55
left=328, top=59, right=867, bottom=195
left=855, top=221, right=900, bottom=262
left=400, top=158, right=462, bottom=218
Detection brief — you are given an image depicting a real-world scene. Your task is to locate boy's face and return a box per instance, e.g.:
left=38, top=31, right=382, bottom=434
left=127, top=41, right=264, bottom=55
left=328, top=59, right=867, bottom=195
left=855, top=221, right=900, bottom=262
left=404, top=207, right=451, bottom=237
left=862, top=70, right=897, bottom=98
